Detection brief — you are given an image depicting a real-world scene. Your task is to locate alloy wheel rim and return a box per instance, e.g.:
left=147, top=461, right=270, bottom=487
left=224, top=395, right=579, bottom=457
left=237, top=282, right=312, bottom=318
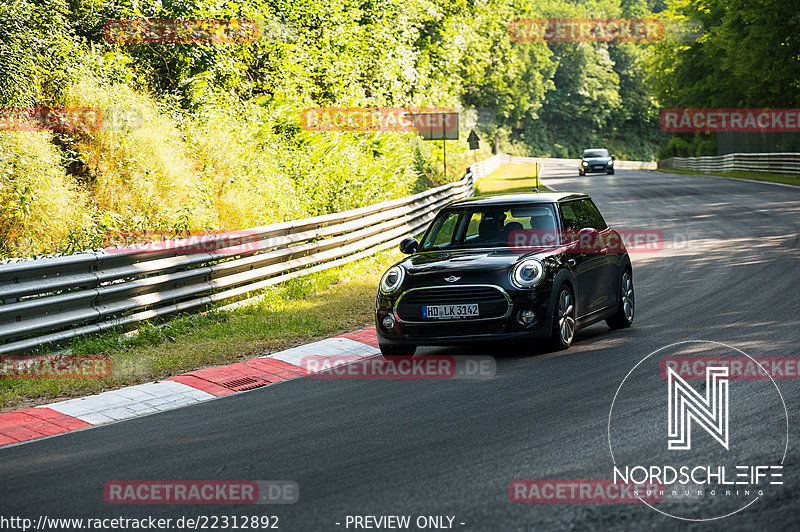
left=622, top=272, right=634, bottom=322
left=558, top=289, right=575, bottom=344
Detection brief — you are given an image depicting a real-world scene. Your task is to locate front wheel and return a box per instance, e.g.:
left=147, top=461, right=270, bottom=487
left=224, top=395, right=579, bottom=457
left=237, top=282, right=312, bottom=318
left=548, top=285, right=576, bottom=351
left=380, top=344, right=417, bottom=358
left=607, top=170, right=615, bottom=175
left=606, top=270, right=634, bottom=329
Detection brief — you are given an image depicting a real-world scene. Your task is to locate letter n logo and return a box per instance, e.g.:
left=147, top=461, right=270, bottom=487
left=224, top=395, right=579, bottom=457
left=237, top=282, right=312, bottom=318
left=667, top=366, right=729, bottom=450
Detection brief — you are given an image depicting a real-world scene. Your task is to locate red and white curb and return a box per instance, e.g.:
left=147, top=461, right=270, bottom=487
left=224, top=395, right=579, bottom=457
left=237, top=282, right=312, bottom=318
left=0, top=326, right=379, bottom=448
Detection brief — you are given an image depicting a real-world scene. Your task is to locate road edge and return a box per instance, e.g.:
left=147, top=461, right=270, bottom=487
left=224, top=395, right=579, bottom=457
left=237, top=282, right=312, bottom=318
left=0, top=327, right=380, bottom=448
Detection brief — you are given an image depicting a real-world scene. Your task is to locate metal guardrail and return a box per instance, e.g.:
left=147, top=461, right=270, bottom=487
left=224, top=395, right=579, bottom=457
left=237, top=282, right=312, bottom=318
left=0, top=154, right=527, bottom=355
left=658, top=153, right=800, bottom=174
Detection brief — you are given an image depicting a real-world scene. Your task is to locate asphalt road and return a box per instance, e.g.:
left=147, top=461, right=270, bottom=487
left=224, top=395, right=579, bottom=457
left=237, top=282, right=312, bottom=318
left=2, top=161, right=799, bottom=531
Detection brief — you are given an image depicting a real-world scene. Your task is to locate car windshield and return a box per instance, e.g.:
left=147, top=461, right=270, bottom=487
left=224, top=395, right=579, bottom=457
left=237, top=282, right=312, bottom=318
left=583, top=149, right=609, bottom=158
left=420, top=203, right=558, bottom=250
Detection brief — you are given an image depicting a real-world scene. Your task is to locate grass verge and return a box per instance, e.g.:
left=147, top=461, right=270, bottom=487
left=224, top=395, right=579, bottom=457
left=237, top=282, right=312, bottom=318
left=0, top=250, right=401, bottom=411
left=475, top=162, right=550, bottom=195
left=654, top=168, right=800, bottom=187
left=0, top=162, right=544, bottom=411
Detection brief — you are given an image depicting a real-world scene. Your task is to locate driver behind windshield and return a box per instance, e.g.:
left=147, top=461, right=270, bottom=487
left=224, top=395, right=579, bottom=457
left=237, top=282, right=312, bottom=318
left=477, top=211, right=506, bottom=245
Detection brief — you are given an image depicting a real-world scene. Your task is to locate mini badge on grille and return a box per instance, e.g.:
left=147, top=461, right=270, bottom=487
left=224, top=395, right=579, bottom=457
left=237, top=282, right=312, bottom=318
left=444, top=276, right=460, bottom=282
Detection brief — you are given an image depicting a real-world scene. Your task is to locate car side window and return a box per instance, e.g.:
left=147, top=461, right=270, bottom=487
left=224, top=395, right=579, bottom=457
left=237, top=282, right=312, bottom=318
left=579, top=200, right=608, bottom=229
left=561, top=200, right=607, bottom=230
left=559, top=203, right=581, bottom=232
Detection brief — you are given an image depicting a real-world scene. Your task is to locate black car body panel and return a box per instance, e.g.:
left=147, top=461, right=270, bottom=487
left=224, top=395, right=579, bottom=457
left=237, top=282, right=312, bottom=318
left=375, top=193, right=632, bottom=348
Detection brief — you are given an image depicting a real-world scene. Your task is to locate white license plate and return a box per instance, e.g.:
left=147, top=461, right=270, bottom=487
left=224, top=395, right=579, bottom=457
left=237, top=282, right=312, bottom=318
left=423, top=303, right=479, bottom=319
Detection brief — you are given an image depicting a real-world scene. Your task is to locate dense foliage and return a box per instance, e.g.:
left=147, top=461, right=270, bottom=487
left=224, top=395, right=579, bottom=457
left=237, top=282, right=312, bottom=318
left=0, top=0, right=795, bottom=256
left=648, top=0, right=800, bottom=156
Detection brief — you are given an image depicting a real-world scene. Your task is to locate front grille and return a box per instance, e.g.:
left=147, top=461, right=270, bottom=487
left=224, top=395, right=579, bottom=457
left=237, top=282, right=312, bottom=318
left=395, top=285, right=510, bottom=322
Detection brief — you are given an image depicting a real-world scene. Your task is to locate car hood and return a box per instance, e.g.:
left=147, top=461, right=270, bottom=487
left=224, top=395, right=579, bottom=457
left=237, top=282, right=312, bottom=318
left=582, top=157, right=611, bottom=163
left=397, top=247, right=557, bottom=286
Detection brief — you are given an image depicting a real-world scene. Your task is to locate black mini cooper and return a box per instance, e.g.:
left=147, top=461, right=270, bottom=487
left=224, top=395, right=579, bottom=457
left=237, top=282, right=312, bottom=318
left=375, top=193, right=634, bottom=357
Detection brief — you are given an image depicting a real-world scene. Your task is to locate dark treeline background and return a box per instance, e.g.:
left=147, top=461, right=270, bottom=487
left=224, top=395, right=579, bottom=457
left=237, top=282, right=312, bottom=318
left=0, top=0, right=797, bottom=256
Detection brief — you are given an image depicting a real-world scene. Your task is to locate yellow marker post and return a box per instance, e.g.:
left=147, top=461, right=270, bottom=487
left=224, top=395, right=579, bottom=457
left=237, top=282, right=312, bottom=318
left=534, top=162, right=541, bottom=192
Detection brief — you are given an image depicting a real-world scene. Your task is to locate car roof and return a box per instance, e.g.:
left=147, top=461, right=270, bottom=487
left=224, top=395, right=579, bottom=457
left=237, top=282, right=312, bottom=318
left=448, top=192, right=589, bottom=207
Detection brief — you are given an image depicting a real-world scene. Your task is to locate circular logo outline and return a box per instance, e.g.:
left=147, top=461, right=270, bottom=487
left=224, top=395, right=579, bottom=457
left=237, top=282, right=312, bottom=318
left=607, top=340, right=789, bottom=521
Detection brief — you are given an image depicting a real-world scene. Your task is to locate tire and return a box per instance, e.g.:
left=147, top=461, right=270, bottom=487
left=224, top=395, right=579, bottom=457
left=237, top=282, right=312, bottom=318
left=607, top=170, right=615, bottom=175
left=548, top=285, right=576, bottom=351
left=579, top=170, right=585, bottom=176
left=380, top=344, right=417, bottom=358
left=606, top=269, right=634, bottom=329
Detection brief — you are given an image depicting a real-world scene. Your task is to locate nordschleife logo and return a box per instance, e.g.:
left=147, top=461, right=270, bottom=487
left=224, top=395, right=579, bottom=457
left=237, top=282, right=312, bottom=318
left=667, top=365, right=729, bottom=450
left=607, top=341, right=788, bottom=521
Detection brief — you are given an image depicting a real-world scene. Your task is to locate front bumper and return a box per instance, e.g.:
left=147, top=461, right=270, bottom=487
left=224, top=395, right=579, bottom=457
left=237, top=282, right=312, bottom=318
left=582, top=163, right=613, bottom=173
left=375, top=283, right=554, bottom=347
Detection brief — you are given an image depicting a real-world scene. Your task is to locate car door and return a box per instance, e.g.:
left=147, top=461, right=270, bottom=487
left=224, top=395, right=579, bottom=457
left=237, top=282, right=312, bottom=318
left=576, top=199, right=619, bottom=307
left=558, top=200, right=613, bottom=316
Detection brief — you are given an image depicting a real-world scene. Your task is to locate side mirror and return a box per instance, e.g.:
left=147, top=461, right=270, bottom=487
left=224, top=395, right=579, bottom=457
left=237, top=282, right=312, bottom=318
left=399, top=237, right=419, bottom=254
left=611, top=154, right=616, bottom=160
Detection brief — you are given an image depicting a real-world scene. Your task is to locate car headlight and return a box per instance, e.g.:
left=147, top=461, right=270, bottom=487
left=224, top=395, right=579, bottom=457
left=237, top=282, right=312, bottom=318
left=582, top=161, right=588, bottom=166
left=510, top=259, right=544, bottom=289
left=608, top=160, right=613, bottom=166
left=380, top=265, right=405, bottom=294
